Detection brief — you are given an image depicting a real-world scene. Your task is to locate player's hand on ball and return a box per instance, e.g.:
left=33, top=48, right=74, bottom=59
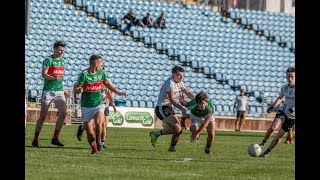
left=266, top=106, right=274, bottom=113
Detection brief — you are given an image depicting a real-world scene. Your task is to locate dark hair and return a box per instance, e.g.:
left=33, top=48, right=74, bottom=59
left=89, top=54, right=102, bottom=65
left=286, top=67, right=295, bottom=73
left=195, top=91, right=208, bottom=104
left=172, top=66, right=185, bottom=74
left=54, top=41, right=66, bottom=48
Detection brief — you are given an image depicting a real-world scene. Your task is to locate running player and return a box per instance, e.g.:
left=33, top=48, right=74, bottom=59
left=149, top=66, right=194, bottom=152
left=259, top=67, right=295, bottom=157
left=74, top=54, right=126, bottom=154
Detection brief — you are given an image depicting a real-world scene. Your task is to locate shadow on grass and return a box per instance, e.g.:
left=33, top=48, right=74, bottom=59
left=216, top=132, right=264, bottom=138
left=181, top=129, right=264, bottom=138
left=108, top=147, right=160, bottom=152
left=25, top=145, right=87, bottom=150
left=107, top=155, right=240, bottom=163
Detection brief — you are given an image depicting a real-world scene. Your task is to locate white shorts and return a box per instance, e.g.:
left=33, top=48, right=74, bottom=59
left=81, top=104, right=105, bottom=122
left=191, top=114, right=215, bottom=126
left=41, top=91, right=66, bottom=103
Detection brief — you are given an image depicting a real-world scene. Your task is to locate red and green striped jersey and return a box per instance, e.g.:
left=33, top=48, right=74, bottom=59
left=42, top=56, right=65, bottom=91
left=76, top=69, right=107, bottom=107
left=186, top=99, right=215, bottom=117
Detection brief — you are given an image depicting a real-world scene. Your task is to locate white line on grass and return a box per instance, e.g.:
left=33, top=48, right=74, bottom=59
left=175, top=158, right=193, bottom=162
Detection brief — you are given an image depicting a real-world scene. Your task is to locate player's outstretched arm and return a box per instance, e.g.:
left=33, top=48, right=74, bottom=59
left=106, top=89, right=116, bottom=113
left=191, top=114, right=211, bottom=142
left=103, top=80, right=127, bottom=97
left=178, top=94, right=188, bottom=107
left=182, top=87, right=195, bottom=99
left=168, top=90, right=188, bottom=117
left=267, top=95, right=285, bottom=113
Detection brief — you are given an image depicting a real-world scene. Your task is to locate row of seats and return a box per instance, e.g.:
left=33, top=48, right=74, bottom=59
left=26, top=0, right=290, bottom=117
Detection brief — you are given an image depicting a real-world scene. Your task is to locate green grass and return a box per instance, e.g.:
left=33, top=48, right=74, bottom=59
left=25, top=124, right=294, bottom=180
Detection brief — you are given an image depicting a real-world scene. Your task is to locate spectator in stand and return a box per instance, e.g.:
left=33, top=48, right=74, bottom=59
left=155, top=12, right=166, bottom=29
left=140, top=12, right=153, bottom=28
left=122, top=9, right=140, bottom=35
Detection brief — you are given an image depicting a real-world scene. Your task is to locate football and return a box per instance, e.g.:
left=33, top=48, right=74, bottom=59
left=248, top=144, right=261, bottom=157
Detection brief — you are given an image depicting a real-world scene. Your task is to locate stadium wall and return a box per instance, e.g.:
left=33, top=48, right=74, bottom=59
left=26, top=107, right=72, bottom=125
left=26, top=108, right=277, bottom=132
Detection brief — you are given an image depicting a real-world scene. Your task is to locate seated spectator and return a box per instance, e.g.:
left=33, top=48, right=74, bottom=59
left=121, top=9, right=140, bottom=34
left=155, top=12, right=166, bottom=29
left=140, top=12, right=153, bottom=28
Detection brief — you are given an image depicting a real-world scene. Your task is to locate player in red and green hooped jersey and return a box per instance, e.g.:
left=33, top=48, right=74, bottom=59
left=32, top=41, right=70, bottom=147
left=179, top=91, right=216, bottom=154
left=73, top=54, right=126, bottom=154
left=75, top=64, right=117, bottom=150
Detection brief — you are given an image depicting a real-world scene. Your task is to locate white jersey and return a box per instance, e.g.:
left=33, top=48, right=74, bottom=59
left=279, top=84, right=295, bottom=119
left=235, top=95, right=248, bottom=111
left=156, top=77, right=185, bottom=106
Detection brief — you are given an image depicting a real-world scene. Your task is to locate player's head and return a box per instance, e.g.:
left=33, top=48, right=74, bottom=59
left=129, top=9, right=134, bottom=15
left=89, top=54, right=103, bottom=71
left=195, top=91, right=208, bottom=110
left=286, top=67, right=295, bottom=86
left=172, top=66, right=185, bottom=83
left=53, top=41, right=66, bottom=58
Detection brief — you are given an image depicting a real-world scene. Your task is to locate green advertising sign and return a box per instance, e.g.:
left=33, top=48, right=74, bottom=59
left=109, top=111, right=124, bottom=126
left=125, top=112, right=153, bottom=127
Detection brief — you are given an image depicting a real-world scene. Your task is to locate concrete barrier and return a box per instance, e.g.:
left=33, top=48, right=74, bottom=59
left=26, top=107, right=72, bottom=125
left=26, top=107, right=282, bottom=132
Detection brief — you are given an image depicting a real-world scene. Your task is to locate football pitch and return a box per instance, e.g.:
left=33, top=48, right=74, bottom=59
left=25, top=124, right=294, bottom=180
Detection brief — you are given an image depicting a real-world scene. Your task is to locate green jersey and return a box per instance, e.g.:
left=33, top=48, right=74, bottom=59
left=76, top=69, right=107, bottom=107
left=42, top=56, right=65, bottom=91
left=186, top=99, right=215, bottom=118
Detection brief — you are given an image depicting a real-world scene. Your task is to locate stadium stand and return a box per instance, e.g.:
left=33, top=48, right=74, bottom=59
left=25, top=0, right=295, bottom=118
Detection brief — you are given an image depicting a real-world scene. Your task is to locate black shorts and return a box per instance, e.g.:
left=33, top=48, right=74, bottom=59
left=236, top=110, right=246, bottom=119
left=155, top=106, right=175, bottom=120
left=104, top=106, right=109, bottom=116
left=275, top=110, right=295, bottom=132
